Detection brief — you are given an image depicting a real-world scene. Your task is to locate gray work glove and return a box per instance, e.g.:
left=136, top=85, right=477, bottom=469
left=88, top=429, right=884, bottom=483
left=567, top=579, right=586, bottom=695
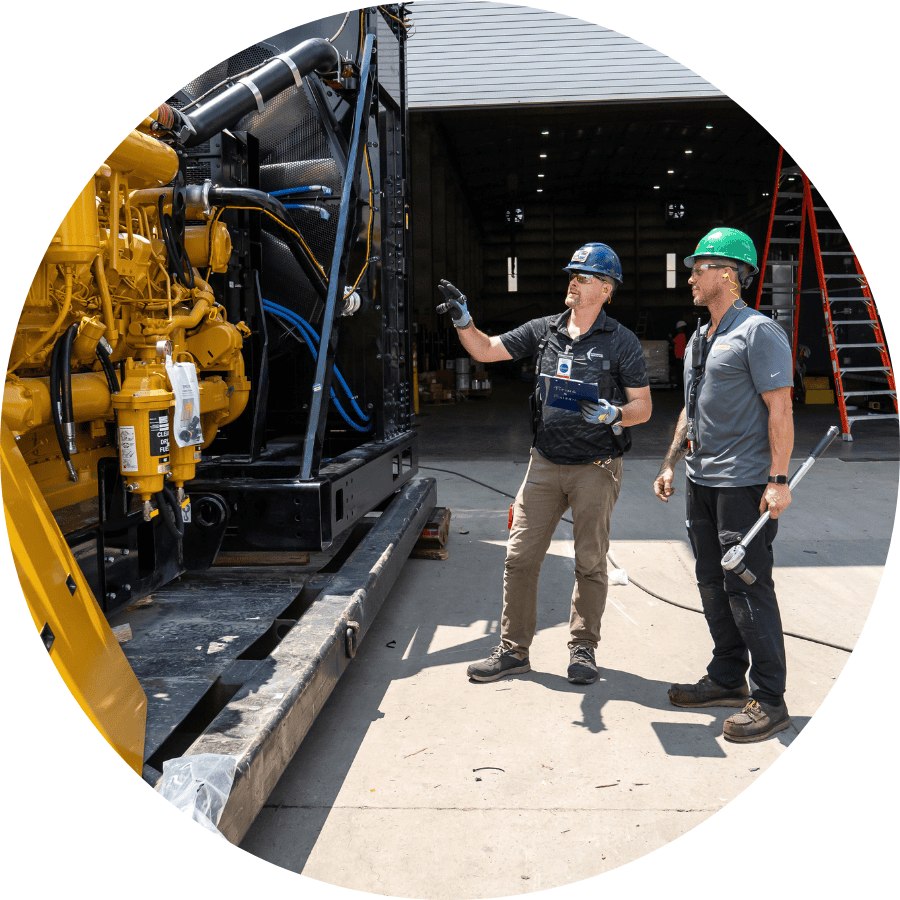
left=578, top=398, right=622, bottom=427
left=436, top=279, right=471, bottom=328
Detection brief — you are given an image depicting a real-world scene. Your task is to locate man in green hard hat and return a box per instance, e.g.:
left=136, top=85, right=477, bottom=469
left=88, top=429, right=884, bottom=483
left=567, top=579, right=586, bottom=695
left=653, top=226, right=795, bottom=742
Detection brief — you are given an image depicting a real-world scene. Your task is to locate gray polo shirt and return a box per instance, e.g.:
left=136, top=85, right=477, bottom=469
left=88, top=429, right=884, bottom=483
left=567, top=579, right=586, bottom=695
left=684, top=302, right=793, bottom=487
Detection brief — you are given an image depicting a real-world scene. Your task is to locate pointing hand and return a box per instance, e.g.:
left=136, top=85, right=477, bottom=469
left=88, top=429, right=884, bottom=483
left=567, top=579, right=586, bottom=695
left=436, top=279, right=471, bottom=328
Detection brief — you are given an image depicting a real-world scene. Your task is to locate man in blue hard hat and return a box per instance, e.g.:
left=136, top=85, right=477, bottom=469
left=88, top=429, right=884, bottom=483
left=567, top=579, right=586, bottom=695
left=436, top=242, right=652, bottom=685
left=653, top=226, right=794, bottom=742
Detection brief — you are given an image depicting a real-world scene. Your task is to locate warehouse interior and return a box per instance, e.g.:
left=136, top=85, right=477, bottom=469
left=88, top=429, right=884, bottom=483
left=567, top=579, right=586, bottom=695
left=410, top=98, right=780, bottom=339
left=407, top=97, right=897, bottom=449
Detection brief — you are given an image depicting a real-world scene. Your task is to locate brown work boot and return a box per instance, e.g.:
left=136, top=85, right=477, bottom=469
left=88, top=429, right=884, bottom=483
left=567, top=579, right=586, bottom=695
left=723, top=699, right=791, bottom=743
left=668, top=674, right=750, bottom=708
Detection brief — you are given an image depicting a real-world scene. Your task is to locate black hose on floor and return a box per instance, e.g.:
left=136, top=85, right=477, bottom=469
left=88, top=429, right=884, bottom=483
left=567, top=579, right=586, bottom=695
left=418, top=464, right=853, bottom=654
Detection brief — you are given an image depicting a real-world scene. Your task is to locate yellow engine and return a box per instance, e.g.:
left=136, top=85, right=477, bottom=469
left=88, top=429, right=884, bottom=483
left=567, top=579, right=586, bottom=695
left=2, top=121, right=252, bottom=773
left=5, top=124, right=250, bottom=519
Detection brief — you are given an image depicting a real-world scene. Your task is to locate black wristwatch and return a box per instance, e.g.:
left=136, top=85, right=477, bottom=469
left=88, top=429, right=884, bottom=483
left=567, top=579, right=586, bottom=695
left=767, top=475, right=788, bottom=485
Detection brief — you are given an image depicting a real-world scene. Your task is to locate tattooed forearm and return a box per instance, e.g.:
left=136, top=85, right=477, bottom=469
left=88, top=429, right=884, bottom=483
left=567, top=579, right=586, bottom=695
left=658, top=408, right=688, bottom=475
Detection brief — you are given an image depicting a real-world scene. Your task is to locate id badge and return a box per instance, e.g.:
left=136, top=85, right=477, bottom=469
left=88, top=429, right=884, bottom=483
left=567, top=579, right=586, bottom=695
left=556, top=351, right=574, bottom=379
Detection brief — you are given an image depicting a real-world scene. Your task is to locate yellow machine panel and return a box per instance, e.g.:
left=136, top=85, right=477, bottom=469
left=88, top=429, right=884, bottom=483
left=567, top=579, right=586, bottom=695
left=2, top=423, right=146, bottom=772
left=3, top=119, right=252, bottom=769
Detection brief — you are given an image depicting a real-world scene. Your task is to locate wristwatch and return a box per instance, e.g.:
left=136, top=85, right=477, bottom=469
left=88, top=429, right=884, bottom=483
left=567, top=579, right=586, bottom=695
left=767, top=475, right=788, bottom=484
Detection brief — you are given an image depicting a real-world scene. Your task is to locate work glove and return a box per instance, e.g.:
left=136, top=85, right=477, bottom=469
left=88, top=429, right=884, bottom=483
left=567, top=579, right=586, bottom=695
left=436, top=279, right=471, bottom=328
left=577, top=398, right=622, bottom=427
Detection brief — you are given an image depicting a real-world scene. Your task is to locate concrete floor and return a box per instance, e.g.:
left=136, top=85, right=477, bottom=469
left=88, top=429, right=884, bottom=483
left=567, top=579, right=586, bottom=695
left=240, top=379, right=898, bottom=897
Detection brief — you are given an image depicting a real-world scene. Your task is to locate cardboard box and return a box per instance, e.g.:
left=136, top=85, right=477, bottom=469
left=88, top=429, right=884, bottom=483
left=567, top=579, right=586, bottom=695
left=805, top=389, right=834, bottom=404
left=804, top=376, right=830, bottom=390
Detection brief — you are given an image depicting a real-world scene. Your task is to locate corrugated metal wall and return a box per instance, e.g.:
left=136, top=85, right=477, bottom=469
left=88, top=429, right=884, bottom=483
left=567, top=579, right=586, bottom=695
left=406, top=2, right=753, bottom=352
left=407, top=1, right=723, bottom=109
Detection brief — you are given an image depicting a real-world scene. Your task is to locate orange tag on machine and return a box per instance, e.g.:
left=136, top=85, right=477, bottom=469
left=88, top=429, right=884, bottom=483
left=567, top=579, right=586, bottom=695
left=508, top=504, right=514, bottom=529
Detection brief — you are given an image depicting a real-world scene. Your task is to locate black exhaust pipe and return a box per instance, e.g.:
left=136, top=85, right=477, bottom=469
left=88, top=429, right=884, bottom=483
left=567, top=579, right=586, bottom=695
left=175, top=39, right=340, bottom=147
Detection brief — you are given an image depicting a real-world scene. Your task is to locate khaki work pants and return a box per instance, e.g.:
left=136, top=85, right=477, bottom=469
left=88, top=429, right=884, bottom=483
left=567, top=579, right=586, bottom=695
left=501, top=449, right=623, bottom=656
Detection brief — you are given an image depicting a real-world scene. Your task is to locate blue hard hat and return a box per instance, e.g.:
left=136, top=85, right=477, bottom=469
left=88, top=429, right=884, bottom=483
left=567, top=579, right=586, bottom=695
left=563, top=243, right=623, bottom=284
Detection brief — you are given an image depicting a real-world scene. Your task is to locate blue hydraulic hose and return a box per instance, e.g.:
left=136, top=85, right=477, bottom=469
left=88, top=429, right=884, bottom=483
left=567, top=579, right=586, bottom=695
left=262, top=301, right=371, bottom=432
left=286, top=312, right=371, bottom=423
left=265, top=306, right=369, bottom=433
left=268, top=185, right=333, bottom=197
left=264, top=299, right=366, bottom=419
left=263, top=299, right=370, bottom=423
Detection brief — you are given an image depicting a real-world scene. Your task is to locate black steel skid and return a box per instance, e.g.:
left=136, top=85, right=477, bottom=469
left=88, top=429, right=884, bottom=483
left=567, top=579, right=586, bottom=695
left=126, top=475, right=436, bottom=843
left=188, top=431, right=417, bottom=552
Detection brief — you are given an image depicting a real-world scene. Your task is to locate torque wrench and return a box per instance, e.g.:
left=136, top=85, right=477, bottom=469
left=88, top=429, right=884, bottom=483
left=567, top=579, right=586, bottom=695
left=721, top=425, right=839, bottom=584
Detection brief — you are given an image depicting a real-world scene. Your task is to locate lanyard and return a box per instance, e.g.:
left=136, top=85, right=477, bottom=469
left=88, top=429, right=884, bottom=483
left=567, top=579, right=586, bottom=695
left=685, top=323, right=714, bottom=451
left=684, top=302, right=745, bottom=451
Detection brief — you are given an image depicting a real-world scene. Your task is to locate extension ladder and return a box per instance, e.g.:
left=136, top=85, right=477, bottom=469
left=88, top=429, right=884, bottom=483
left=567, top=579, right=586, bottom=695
left=755, top=149, right=896, bottom=441
left=635, top=309, right=650, bottom=340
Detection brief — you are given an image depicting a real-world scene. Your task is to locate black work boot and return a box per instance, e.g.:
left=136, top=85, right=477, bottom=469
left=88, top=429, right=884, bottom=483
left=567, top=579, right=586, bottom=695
left=467, top=645, right=530, bottom=682
left=723, top=699, right=791, bottom=743
left=567, top=644, right=598, bottom=684
left=668, top=674, right=750, bottom=708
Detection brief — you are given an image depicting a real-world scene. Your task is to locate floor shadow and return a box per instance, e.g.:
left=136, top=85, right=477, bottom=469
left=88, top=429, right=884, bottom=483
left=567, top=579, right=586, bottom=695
left=781, top=714, right=811, bottom=745
left=526, top=665, right=739, bottom=759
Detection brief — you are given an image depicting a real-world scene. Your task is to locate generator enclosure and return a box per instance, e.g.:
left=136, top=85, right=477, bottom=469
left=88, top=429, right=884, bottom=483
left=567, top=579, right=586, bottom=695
left=5, top=8, right=416, bottom=620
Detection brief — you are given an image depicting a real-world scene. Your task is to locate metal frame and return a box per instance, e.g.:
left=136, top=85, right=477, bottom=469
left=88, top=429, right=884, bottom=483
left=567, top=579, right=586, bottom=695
left=190, top=431, right=417, bottom=551
left=302, top=34, right=377, bottom=479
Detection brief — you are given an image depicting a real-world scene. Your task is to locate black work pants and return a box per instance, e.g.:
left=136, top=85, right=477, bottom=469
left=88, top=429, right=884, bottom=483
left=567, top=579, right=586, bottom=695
left=686, top=478, right=787, bottom=705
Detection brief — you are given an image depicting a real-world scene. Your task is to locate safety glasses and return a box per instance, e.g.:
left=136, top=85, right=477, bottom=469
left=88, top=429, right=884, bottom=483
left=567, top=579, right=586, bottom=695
left=569, top=272, right=596, bottom=284
left=690, top=263, right=736, bottom=278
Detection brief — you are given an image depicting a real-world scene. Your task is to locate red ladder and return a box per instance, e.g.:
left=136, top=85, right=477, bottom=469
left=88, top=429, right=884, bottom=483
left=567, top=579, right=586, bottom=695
left=755, top=150, right=896, bottom=440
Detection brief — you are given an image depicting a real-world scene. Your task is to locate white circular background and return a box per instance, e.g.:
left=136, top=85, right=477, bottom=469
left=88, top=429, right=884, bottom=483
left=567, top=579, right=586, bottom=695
left=3, top=2, right=895, bottom=897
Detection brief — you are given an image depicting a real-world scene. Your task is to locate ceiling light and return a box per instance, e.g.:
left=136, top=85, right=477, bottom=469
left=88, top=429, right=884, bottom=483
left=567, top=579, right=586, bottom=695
left=685, top=150, right=693, bottom=154
left=706, top=125, right=713, bottom=129
left=540, top=154, right=547, bottom=158
left=667, top=170, right=674, bottom=174
left=538, top=174, right=545, bottom=178
left=541, top=131, right=549, bottom=135
left=653, top=185, right=660, bottom=190
left=537, top=189, right=543, bottom=193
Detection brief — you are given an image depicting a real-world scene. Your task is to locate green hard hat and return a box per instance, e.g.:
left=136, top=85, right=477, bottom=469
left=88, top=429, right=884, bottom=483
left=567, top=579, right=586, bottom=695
left=684, top=227, right=759, bottom=275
